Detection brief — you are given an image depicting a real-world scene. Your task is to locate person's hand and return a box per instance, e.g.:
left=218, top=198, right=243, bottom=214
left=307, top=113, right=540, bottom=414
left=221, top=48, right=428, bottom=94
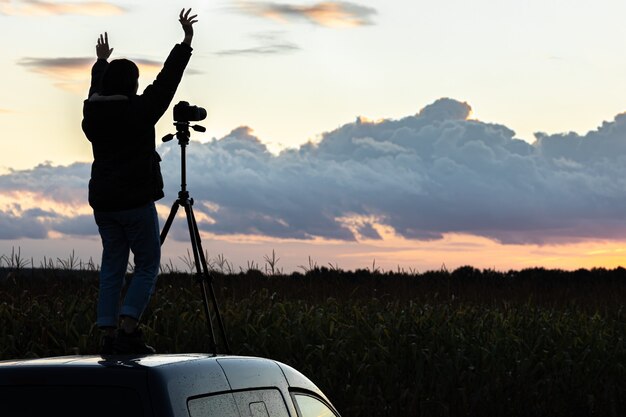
left=96, top=32, right=113, bottom=60
left=179, top=8, right=198, bottom=46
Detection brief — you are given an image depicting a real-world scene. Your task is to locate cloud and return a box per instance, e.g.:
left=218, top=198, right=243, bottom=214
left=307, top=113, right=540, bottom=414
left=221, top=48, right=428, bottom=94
left=216, top=32, right=300, bottom=57
left=4, top=98, right=626, bottom=246
left=18, top=56, right=163, bottom=76
left=0, top=206, right=96, bottom=239
left=17, top=56, right=188, bottom=92
left=52, top=214, right=98, bottom=236
left=233, top=1, right=377, bottom=28
left=0, top=0, right=125, bottom=16
left=0, top=210, right=49, bottom=239
left=18, top=56, right=99, bottom=92
left=132, top=58, right=172, bottom=72
left=216, top=42, right=300, bottom=56
left=0, top=162, right=90, bottom=204
left=18, top=56, right=93, bottom=75
left=155, top=98, right=626, bottom=245
left=0, top=162, right=93, bottom=239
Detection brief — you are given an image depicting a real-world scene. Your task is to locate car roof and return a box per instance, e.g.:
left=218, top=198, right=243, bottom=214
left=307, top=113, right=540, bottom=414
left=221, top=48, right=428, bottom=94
left=0, top=353, right=214, bottom=368
left=0, top=354, right=327, bottom=401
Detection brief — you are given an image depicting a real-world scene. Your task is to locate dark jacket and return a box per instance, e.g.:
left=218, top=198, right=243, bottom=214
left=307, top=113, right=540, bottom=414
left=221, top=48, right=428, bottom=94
left=82, top=43, right=192, bottom=211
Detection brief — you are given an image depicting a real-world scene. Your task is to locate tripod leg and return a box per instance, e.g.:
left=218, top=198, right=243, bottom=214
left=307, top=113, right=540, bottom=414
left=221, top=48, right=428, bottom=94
left=183, top=203, right=218, bottom=354
left=188, top=203, right=231, bottom=354
left=160, top=200, right=180, bottom=245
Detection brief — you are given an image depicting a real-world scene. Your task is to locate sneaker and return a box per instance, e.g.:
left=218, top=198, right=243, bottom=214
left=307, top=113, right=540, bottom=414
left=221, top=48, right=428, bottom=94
left=100, top=335, right=115, bottom=355
left=113, top=328, right=156, bottom=355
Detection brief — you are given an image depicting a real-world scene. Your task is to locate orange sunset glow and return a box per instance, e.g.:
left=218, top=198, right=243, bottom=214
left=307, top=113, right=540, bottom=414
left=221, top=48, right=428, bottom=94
left=2, top=1, right=626, bottom=273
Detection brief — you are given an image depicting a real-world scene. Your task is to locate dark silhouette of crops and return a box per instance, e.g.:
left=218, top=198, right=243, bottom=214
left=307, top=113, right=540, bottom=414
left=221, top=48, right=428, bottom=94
left=1, top=262, right=625, bottom=417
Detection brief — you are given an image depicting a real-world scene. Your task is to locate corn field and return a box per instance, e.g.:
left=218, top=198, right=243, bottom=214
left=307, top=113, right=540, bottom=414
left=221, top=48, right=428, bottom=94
left=0, top=258, right=625, bottom=417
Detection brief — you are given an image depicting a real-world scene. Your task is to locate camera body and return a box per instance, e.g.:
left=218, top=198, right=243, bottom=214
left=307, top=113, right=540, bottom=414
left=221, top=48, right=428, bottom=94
left=174, top=101, right=207, bottom=122
left=162, top=100, right=207, bottom=142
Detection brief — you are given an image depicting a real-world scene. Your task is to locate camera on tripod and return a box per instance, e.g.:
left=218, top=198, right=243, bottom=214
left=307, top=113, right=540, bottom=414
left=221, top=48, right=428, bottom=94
left=160, top=99, right=230, bottom=354
left=174, top=101, right=206, bottom=122
left=163, top=101, right=207, bottom=143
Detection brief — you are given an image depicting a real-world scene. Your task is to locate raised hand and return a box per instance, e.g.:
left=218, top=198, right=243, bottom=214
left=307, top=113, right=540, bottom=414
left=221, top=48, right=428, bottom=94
left=179, top=8, right=198, bottom=46
left=96, top=32, right=113, bottom=60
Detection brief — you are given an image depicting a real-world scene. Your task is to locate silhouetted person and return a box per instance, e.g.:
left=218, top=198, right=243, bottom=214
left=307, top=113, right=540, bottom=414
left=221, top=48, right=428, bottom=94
left=82, top=9, right=198, bottom=355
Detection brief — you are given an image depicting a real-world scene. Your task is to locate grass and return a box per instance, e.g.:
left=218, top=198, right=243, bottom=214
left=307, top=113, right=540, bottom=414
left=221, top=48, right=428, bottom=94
left=0, top=249, right=625, bottom=416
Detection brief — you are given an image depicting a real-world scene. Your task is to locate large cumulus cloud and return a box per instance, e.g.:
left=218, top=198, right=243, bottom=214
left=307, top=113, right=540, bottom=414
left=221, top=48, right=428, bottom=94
left=3, top=98, right=626, bottom=245
left=159, top=97, right=626, bottom=245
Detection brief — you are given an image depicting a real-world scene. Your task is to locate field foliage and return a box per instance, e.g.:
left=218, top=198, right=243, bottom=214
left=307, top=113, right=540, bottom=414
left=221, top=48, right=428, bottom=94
left=0, top=257, right=625, bottom=417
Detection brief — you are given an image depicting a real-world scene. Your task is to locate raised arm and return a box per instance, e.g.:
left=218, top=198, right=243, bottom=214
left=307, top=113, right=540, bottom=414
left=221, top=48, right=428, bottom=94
left=139, top=8, right=197, bottom=122
left=180, top=8, right=198, bottom=46
left=87, top=32, right=113, bottom=98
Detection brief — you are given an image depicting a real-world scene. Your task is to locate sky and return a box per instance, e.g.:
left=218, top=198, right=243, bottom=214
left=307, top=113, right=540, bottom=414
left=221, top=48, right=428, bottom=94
left=2, top=0, right=626, bottom=272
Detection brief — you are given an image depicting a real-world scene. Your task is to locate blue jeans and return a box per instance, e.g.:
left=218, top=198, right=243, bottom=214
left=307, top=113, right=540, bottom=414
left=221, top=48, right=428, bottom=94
left=94, top=202, right=161, bottom=328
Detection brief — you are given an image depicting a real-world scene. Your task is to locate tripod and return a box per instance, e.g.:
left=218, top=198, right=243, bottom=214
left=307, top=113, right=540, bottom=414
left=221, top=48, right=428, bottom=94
left=160, top=121, right=230, bottom=354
